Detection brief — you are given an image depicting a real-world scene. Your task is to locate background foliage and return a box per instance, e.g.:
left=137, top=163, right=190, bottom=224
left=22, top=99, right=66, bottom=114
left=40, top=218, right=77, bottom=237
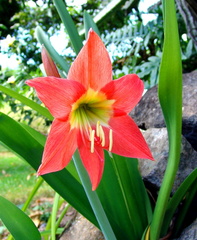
left=1, top=0, right=197, bottom=125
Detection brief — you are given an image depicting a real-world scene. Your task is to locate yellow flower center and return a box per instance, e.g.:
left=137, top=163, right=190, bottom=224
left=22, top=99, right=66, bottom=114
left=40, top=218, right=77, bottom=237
left=69, top=88, right=114, bottom=152
left=70, top=88, right=114, bottom=130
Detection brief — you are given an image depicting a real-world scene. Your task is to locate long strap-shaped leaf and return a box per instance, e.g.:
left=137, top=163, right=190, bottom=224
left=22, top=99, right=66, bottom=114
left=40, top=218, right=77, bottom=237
left=163, top=168, right=197, bottom=235
left=53, top=0, right=83, bottom=54
left=83, top=11, right=100, bottom=38
left=150, top=0, right=182, bottom=239
left=0, top=112, right=98, bottom=227
left=0, top=84, right=53, bottom=120
left=0, top=196, right=41, bottom=240
left=96, top=153, right=152, bottom=240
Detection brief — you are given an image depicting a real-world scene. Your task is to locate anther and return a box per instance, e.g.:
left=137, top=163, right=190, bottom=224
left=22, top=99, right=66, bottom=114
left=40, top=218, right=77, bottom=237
left=90, top=129, right=95, bottom=153
left=88, top=126, right=92, bottom=141
left=109, top=129, right=113, bottom=151
left=96, top=121, right=100, bottom=137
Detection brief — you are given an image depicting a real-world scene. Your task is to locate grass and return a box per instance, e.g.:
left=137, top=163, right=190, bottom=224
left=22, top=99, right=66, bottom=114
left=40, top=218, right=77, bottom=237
left=0, top=145, right=54, bottom=204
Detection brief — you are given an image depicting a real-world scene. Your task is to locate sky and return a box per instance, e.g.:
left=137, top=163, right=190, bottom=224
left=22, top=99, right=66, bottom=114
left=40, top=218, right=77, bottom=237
left=0, top=0, right=159, bottom=70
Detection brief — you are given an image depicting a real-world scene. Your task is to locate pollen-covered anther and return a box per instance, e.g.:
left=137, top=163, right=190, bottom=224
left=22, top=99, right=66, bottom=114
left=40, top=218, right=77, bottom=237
left=109, top=129, right=113, bottom=151
left=90, top=121, right=113, bottom=153
left=89, top=126, right=93, bottom=141
left=96, top=121, right=100, bottom=137
left=90, top=129, right=95, bottom=153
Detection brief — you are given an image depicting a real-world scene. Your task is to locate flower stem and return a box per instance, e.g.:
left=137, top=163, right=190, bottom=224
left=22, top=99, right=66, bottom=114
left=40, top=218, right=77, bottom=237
left=73, top=151, right=117, bottom=240
left=51, top=192, right=60, bottom=240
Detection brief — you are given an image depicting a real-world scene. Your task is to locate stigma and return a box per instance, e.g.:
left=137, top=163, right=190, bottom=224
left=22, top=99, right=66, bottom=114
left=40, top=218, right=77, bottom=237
left=90, top=121, right=113, bottom=153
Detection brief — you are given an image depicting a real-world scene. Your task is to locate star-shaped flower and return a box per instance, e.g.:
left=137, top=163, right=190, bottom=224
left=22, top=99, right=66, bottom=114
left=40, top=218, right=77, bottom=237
left=26, top=30, right=153, bottom=190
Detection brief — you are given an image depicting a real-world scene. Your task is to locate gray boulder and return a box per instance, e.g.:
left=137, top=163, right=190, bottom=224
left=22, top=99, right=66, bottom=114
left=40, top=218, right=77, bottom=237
left=140, top=128, right=197, bottom=193
left=130, top=70, right=197, bottom=150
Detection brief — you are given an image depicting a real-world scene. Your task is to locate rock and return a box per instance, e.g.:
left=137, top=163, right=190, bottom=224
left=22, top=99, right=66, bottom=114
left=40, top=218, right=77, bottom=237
left=130, top=84, right=164, bottom=129
left=182, top=115, right=197, bottom=151
left=174, top=218, right=197, bottom=240
left=139, top=128, right=197, bottom=192
left=130, top=70, right=197, bottom=150
left=59, top=212, right=104, bottom=240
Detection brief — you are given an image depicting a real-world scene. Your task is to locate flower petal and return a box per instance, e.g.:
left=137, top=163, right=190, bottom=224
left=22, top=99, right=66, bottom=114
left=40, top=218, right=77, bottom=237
left=67, top=30, right=112, bottom=90
left=26, top=77, right=86, bottom=120
left=78, top=132, right=104, bottom=190
left=37, top=119, right=78, bottom=175
left=101, top=74, right=144, bottom=114
left=107, top=115, right=154, bottom=160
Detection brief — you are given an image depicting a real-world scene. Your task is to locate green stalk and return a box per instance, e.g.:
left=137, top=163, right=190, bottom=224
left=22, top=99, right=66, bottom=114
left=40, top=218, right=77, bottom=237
left=73, top=151, right=117, bottom=240
left=22, top=177, right=44, bottom=211
left=150, top=0, right=182, bottom=239
left=51, top=193, right=60, bottom=240
left=55, top=203, right=70, bottom=230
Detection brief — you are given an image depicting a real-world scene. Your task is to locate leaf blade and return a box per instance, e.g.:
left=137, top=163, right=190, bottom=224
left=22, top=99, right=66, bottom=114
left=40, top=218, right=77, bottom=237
left=53, top=0, right=83, bottom=54
left=0, top=196, right=41, bottom=240
left=0, top=112, right=97, bottom=226
left=0, top=85, right=53, bottom=120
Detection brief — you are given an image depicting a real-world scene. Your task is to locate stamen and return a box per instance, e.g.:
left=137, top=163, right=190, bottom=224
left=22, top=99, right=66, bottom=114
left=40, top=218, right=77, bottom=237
left=88, top=126, right=92, bottom=141
left=90, top=129, right=95, bottom=153
left=99, top=125, right=105, bottom=147
left=96, top=121, right=100, bottom=137
left=109, top=129, right=113, bottom=151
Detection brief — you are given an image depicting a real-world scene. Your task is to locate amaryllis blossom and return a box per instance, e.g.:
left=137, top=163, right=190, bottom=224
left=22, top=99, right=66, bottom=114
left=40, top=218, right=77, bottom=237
left=26, top=30, right=154, bottom=190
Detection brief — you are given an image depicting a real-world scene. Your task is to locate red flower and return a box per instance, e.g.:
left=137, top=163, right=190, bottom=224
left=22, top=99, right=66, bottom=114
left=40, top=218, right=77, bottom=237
left=26, top=30, right=154, bottom=190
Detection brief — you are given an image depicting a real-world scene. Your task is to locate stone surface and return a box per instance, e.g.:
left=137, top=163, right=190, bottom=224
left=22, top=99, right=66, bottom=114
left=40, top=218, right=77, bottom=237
left=140, top=128, right=197, bottom=192
left=175, top=218, right=197, bottom=240
left=182, top=115, right=197, bottom=151
left=130, top=70, right=197, bottom=150
left=60, top=212, right=104, bottom=240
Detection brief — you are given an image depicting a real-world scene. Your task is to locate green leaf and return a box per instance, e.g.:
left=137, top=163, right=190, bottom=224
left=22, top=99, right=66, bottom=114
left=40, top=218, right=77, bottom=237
left=150, top=0, right=182, bottom=239
left=19, top=122, right=46, bottom=146
left=0, top=85, right=53, bottom=120
left=83, top=11, right=100, bottom=38
left=53, top=0, right=83, bottom=54
left=163, top=168, right=197, bottom=234
left=0, top=112, right=98, bottom=227
left=97, top=153, right=152, bottom=240
left=0, top=196, right=41, bottom=240
left=35, top=26, right=70, bottom=74
left=172, top=179, right=197, bottom=237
